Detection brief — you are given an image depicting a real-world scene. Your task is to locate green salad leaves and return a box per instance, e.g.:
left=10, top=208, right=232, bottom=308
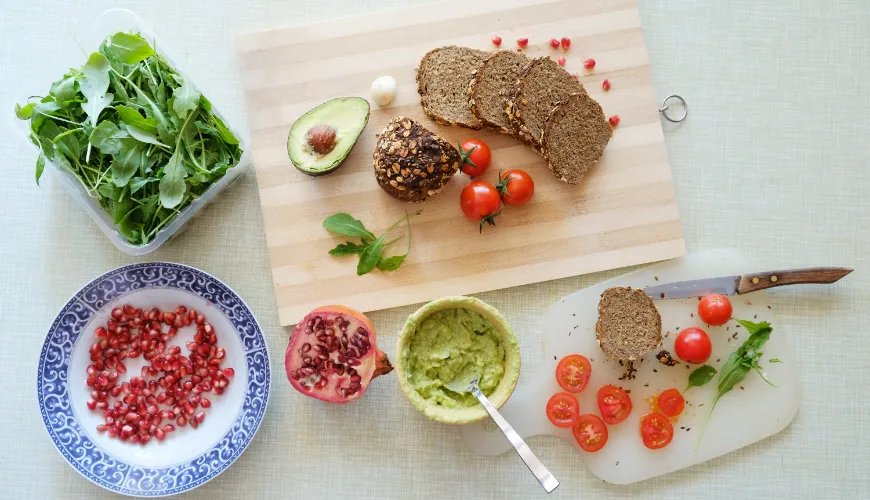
left=16, top=32, right=243, bottom=245
left=323, top=212, right=417, bottom=276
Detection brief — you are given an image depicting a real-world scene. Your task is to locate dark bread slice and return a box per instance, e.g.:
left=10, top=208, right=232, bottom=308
left=542, top=92, right=612, bottom=184
left=373, top=116, right=460, bottom=203
left=505, top=56, right=586, bottom=150
left=416, top=46, right=488, bottom=129
left=595, top=287, right=662, bottom=361
left=468, top=50, right=530, bottom=134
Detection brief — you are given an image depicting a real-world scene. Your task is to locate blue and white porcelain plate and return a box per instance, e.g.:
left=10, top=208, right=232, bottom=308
left=37, top=262, right=271, bottom=497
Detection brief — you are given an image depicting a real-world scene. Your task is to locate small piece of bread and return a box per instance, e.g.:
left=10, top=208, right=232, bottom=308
left=506, top=56, right=586, bottom=150
left=373, top=116, right=461, bottom=203
left=468, top=50, right=530, bottom=134
left=417, top=46, right=488, bottom=129
left=595, top=287, right=662, bottom=361
left=542, top=92, right=612, bottom=184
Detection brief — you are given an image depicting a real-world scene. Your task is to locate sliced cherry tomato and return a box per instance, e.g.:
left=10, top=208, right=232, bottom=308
left=698, top=294, right=733, bottom=326
left=497, top=170, right=535, bottom=207
left=458, top=139, right=492, bottom=177
left=640, top=412, right=674, bottom=449
left=572, top=414, right=608, bottom=452
left=555, top=354, right=591, bottom=393
left=460, top=181, right=501, bottom=232
left=597, top=385, right=632, bottom=424
left=657, top=389, right=685, bottom=418
left=673, top=327, right=712, bottom=364
left=546, top=392, right=580, bottom=428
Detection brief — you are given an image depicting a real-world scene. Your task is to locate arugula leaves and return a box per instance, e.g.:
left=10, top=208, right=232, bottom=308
left=324, top=212, right=417, bottom=275
left=16, top=32, right=243, bottom=246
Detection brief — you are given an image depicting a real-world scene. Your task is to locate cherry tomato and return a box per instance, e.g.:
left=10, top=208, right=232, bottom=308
left=673, top=327, right=712, bottom=364
left=497, top=170, right=535, bottom=207
left=597, top=385, right=632, bottom=424
left=460, top=181, right=501, bottom=232
left=640, top=413, right=674, bottom=450
left=546, top=392, right=580, bottom=428
left=555, top=354, right=592, bottom=393
left=572, top=414, right=608, bottom=452
left=458, top=139, right=492, bottom=177
left=657, top=389, right=685, bottom=418
left=698, top=294, right=733, bottom=326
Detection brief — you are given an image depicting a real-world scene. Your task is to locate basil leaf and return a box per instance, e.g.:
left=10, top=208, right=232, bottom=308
left=158, top=148, right=186, bottom=208
left=15, top=102, right=35, bottom=120
left=376, top=254, right=406, bottom=271
left=103, top=33, right=155, bottom=64
left=357, top=236, right=384, bottom=276
left=685, top=365, right=717, bottom=393
left=90, top=121, right=129, bottom=155
left=115, top=105, right=158, bottom=133
left=735, top=319, right=772, bottom=337
left=329, top=241, right=368, bottom=256
left=172, top=80, right=200, bottom=120
left=323, top=213, right=377, bottom=240
left=78, top=52, right=113, bottom=129
left=35, top=154, right=45, bottom=185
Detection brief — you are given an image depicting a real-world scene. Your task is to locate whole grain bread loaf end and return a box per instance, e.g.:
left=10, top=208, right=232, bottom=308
left=417, top=46, right=488, bottom=129
left=468, top=50, right=530, bottom=134
left=505, top=56, right=586, bottom=150
left=542, top=92, right=612, bottom=184
left=595, top=287, right=662, bottom=361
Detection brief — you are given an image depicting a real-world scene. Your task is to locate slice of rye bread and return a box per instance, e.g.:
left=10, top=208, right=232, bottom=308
left=541, top=92, right=612, bottom=184
left=468, top=50, right=530, bottom=134
left=505, top=56, right=586, bottom=151
left=595, top=287, right=662, bottom=361
left=373, top=116, right=461, bottom=203
left=417, top=46, right=488, bottom=129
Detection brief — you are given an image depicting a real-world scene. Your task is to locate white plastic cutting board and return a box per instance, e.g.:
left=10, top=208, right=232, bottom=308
left=459, top=249, right=800, bottom=484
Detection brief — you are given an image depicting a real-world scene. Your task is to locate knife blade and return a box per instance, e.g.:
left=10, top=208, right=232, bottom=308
left=643, top=267, right=853, bottom=300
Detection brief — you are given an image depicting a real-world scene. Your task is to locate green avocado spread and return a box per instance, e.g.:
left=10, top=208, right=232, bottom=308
left=402, top=308, right=505, bottom=409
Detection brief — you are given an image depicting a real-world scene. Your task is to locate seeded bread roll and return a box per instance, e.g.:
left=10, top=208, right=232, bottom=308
left=373, top=117, right=461, bottom=203
left=542, top=92, right=612, bottom=184
left=595, top=287, right=662, bottom=361
left=417, top=46, right=488, bottom=129
left=468, top=51, right=530, bottom=134
left=505, top=56, right=586, bottom=150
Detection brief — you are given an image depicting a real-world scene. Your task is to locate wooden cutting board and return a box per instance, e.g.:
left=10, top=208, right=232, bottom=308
left=235, top=0, right=686, bottom=326
left=460, top=249, right=800, bottom=484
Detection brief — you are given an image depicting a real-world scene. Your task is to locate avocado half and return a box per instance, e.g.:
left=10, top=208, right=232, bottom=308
left=287, top=97, right=370, bottom=176
left=395, top=297, right=521, bottom=424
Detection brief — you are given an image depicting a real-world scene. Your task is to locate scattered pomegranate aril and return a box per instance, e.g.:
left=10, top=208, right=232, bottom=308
left=558, top=57, right=566, bottom=67
left=491, top=35, right=502, bottom=47
left=549, top=38, right=560, bottom=48
left=561, top=37, right=571, bottom=49
left=222, top=368, right=234, bottom=377
left=517, top=37, right=529, bottom=49
left=583, top=58, right=596, bottom=70
left=609, top=115, right=620, bottom=127
left=200, top=398, right=211, bottom=408
left=602, top=79, right=611, bottom=91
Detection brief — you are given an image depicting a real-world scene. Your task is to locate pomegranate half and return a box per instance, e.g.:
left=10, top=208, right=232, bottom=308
left=285, top=305, right=392, bottom=403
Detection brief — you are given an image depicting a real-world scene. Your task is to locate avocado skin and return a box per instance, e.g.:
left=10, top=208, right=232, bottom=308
left=287, top=97, right=370, bottom=176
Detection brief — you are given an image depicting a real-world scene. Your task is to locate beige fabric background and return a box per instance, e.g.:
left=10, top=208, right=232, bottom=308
left=1, top=0, right=868, bottom=498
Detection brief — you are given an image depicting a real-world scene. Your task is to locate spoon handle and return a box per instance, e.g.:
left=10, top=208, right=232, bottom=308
left=471, top=386, right=559, bottom=493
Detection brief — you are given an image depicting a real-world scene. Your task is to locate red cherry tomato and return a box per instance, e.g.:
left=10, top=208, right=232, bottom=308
left=458, top=139, right=492, bottom=177
left=597, top=385, right=632, bottom=424
left=640, top=413, right=674, bottom=450
left=572, top=414, right=608, bottom=452
left=546, top=392, right=580, bottom=428
left=555, top=354, right=592, bottom=393
left=673, top=327, right=712, bottom=364
left=497, top=170, right=535, bottom=207
left=657, top=389, right=685, bottom=418
left=698, top=294, right=733, bottom=326
left=460, top=181, right=501, bottom=232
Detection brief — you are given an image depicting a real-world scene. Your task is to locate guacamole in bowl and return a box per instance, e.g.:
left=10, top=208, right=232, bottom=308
left=396, top=297, right=520, bottom=424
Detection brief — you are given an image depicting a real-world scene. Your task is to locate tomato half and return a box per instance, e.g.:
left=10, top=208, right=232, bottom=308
left=657, top=389, right=685, bottom=418
left=497, top=170, right=535, bottom=207
left=572, top=414, right=608, bottom=452
left=458, top=139, right=492, bottom=177
left=673, top=327, right=712, bottom=364
left=698, top=294, right=733, bottom=326
left=546, top=392, right=580, bottom=428
left=597, top=385, right=632, bottom=424
left=640, top=413, right=674, bottom=450
left=460, top=181, right=501, bottom=232
left=555, top=354, right=592, bottom=393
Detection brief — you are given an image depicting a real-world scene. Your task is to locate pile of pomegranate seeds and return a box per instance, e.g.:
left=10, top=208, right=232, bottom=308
left=86, top=304, right=234, bottom=445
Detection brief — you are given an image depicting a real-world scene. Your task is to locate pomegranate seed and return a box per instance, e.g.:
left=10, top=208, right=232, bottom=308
left=112, top=308, right=123, bottom=319
left=96, top=401, right=109, bottom=410
left=491, top=35, right=502, bottom=47
left=222, top=368, right=234, bottom=377
left=184, top=403, right=195, bottom=416
left=121, top=425, right=134, bottom=437
left=571, top=73, right=579, bottom=81
left=163, top=312, right=176, bottom=324
left=108, top=427, right=119, bottom=437
left=175, top=305, right=187, bottom=315
left=549, top=38, right=560, bottom=49
left=516, top=37, right=528, bottom=49
left=200, top=398, right=211, bottom=408
left=123, top=304, right=135, bottom=316
left=139, top=434, right=150, bottom=445
left=105, top=416, right=115, bottom=425
left=583, top=58, right=596, bottom=70
left=195, top=314, right=205, bottom=325
left=609, top=115, right=620, bottom=127
left=116, top=363, right=127, bottom=374
left=561, top=37, right=571, bottom=49
left=194, top=411, right=206, bottom=424
left=557, top=57, right=566, bottom=67
left=86, top=399, right=97, bottom=411
left=95, top=327, right=107, bottom=338
left=214, top=386, right=225, bottom=395
left=602, top=79, right=611, bottom=91
left=110, top=386, right=122, bottom=397
left=155, top=428, right=166, bottom=441
left=189, top=419, right=199, bottom=429
left=96, top=424, right=108, bottom=433
left=163, top=424, right=176, bottom=433
left=177, top=416, right=187, bottom=427
left=128, top=349, right=141, bottom=359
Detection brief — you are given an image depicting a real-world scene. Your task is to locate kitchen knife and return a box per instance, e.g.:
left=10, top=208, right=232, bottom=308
left=643, top=267, right=853, bottom=300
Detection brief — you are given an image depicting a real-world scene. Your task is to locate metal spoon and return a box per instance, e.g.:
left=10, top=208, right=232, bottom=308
left=447, top=368, right=559, bottom=493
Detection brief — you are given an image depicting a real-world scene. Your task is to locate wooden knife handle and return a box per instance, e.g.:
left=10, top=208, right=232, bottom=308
left=736, top=267, right=853, bottom=294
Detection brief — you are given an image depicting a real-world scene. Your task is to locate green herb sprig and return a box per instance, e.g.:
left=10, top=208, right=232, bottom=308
left=323, top=212, right=418, bottom=275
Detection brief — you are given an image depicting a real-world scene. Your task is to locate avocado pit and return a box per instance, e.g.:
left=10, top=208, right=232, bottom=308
left=304, top=124, right=337, bottom=155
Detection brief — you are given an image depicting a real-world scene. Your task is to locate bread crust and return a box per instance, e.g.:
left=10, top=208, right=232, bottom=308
left=595, top=286, right=662, bottom=361
left=416, top=46, right=486, bottom=129
left=541, top=92, right=612, bottom=184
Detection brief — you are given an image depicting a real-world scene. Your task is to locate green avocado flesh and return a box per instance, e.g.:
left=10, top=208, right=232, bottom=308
left=402, top=308, right=506, bottom=409
left=287, top=97, right=370, bottom=175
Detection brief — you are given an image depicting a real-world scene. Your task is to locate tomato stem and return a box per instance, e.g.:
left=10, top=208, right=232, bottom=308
left=457, top=142, right=478, bottom=173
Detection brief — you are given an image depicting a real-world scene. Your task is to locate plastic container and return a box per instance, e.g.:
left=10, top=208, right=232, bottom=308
left=10, top=9, right=249, bottom=256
